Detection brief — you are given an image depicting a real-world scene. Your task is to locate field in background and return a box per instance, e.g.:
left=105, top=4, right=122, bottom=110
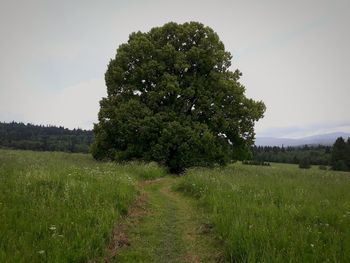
left=176, top=163, right=350, bottom=262
left=0, top=149, right=165, bottom=262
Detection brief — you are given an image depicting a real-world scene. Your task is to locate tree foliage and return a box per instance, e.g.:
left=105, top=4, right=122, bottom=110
left=251, top=145, right=331, bottom=166
left=92, top=22, right=265, bottom=173
left=331, top=137, right=350, bottom=171
left=0, top=122, right=92, bottom=153
left=299, top=156, right=311, bottom=169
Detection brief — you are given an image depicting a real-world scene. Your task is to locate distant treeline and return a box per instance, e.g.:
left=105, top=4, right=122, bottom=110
left=251, top=137, right=350, bottom=172
left=0, top=122, right=93, bottom=153
left=250, top=145, right=332, bottom=166
left=1, top=121, right=349, bottom=171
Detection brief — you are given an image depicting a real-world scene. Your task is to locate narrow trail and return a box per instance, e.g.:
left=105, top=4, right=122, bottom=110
left=112, top=177, right=220, bottom=263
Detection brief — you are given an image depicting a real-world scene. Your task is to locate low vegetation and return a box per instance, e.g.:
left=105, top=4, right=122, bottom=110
left=298, top=156, right=311, bottom=169
left=2, top=149, right=350, bottom=262
left=116, top=178, right=220, bottom=262
left=0, top=149, right=165, bottom=262
left=242, top=160, right=270, bottom=166
left=176, top=163, right=350, bottom=262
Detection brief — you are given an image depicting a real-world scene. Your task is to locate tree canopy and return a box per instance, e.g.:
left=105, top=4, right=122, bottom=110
left=331, top=137, right=350, bottom=171
left=0, top=122, right=92, bottom=153
left=92, top=22, right=265, bottom=173
left=251, top=145, right=331, bottom=166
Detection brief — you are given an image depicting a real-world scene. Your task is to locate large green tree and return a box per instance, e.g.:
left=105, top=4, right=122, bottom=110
left=92, top=22, right=265, bottom=173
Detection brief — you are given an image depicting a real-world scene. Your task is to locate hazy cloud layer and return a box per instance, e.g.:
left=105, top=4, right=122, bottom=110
left=0, top=0, right=349, bottom=135
left=0, top=78, right=105, bottom=129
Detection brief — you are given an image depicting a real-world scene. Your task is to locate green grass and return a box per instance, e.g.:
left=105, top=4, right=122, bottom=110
left=116, top=177, right=219, bottom=262
left=176, top=163, right=350, bottom=262
left=0, top=149, right=165, bottom=262
left=3, top=149, right=350, bottom=262
left=116, top=178, right=186, bottom=262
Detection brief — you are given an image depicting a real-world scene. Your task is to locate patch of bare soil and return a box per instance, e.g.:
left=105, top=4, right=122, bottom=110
left=103, top=190, right=148, bottom=262
left=141, top=177, right=164, bottom=185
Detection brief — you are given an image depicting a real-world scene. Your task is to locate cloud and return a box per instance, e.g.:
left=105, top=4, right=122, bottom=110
left=1, top=0, right=349, bottom=135
left=256, top=121, right=350, bottom=138
left=0, top=79, right=106, bottom=129
left=235, top=14, right=331, bottom=60
left=46, top=78, right=106, bottom=129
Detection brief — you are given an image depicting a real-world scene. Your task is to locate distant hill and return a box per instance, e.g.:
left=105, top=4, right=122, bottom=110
left=0, top=122, right=93, bottom=153
left=255, top=132, right=350, bottom=147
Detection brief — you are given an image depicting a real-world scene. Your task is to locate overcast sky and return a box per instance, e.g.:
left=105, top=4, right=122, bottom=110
left=1, top=0, right=349, bottom=138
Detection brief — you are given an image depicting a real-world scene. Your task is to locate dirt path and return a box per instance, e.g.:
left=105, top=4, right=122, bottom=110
left=111, top=177, right=220, bottom=263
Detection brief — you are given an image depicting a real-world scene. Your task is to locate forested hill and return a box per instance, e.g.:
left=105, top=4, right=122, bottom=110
left=251, top=145, right=332, bottom=166
left=0, top=122, right=92, bottom=153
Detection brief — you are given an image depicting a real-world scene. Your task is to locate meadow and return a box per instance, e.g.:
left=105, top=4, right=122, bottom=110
left=176, top=163, right=350, bottom=262
left=1, top=149, right=350, bottom=262
left=0, top=149, right=165, bottom=262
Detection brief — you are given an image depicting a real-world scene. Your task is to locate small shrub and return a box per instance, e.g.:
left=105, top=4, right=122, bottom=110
left=333, top=160, right=348, bottom=171
left=299, top=157, right=311, bottom=169
left=319, top=165, right=328, bottom=170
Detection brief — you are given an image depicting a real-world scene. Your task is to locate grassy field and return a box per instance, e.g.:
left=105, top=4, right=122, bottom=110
left=2, top=149, right=350, bottom=262
left=176, top=163, right=350, bottom=262
left=0, top=149, right=165, bottom=262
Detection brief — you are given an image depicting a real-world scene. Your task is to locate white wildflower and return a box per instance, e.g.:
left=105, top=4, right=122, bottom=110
left=133, top=90, right=142, bottom=96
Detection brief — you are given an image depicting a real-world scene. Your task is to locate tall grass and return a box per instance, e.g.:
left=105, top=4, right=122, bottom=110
left=176, top=163, right=350, bottom=262
left=0, top=149, right=165, bottom=262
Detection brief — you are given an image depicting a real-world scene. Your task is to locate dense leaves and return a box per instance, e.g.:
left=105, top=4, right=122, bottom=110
left=251, top=145, right=331, bottom=166
left=0, top=122, right=92, bottom=153
left=92, top=22, right=265, bottom=173
left=299, top=156, right=311, bottom=169
left=331, top=137, right=350, bottom=171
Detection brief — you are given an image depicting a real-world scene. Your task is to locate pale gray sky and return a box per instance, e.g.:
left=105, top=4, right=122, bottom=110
left=0, top=0, right=349, bottom=137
